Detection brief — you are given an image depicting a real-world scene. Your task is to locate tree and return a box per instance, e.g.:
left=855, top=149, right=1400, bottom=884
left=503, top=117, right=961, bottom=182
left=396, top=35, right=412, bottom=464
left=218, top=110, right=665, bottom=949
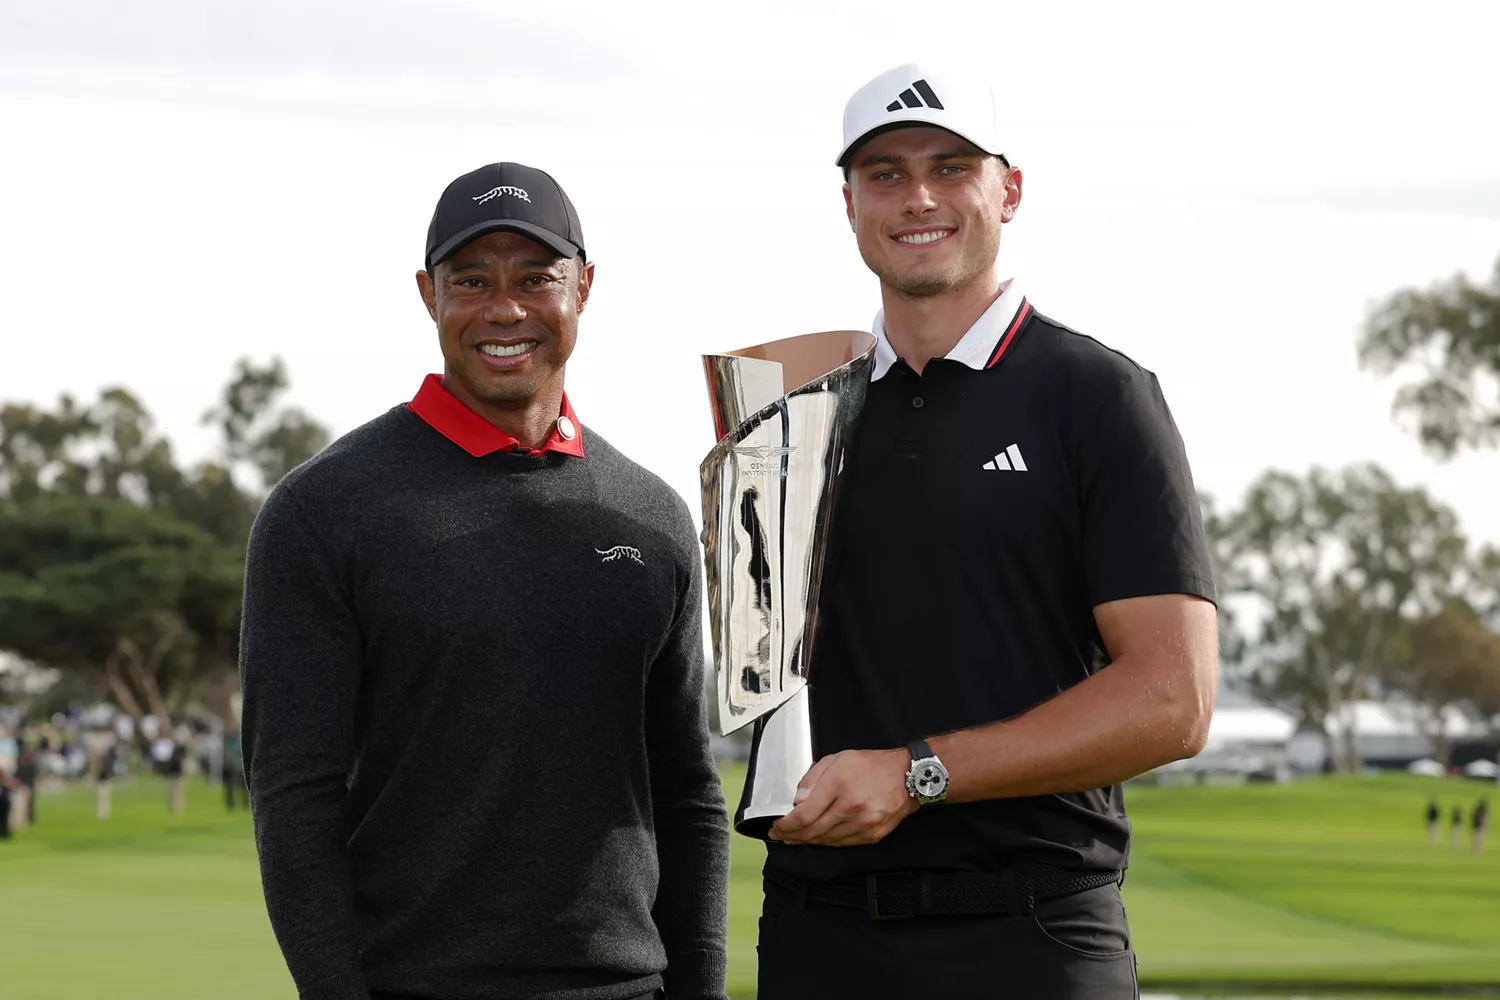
left=0, top=357, right=330, bottom=733
left=0, top=357, right=328, bottom=541
left=203, top=356, right=332, bottom=498
left=1358, top=254, right=1500, bottom=458
left=1198, top=490, right=1248, bottom=670
left=0, top=496, right=242, bottom=729
left=1213, top=464, right=1476, bottom=771
left=1381, top=601, right=1500, bottom=765
left=0, top=394, right=95, bottom=501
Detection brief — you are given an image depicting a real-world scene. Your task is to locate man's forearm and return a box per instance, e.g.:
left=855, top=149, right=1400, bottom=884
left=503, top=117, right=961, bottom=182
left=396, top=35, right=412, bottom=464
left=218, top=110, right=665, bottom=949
left=932, top=651, right=1214, bottom=804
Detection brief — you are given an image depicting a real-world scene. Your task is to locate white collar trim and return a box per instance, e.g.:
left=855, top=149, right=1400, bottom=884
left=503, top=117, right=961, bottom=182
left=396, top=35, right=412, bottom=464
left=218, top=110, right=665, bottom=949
left=871, top=279, right=1025, bottom=381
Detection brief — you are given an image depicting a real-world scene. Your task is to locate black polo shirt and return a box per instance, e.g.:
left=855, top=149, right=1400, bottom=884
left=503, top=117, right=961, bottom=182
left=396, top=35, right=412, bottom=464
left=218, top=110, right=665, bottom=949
left=766, top=282, right=1216, bottom=881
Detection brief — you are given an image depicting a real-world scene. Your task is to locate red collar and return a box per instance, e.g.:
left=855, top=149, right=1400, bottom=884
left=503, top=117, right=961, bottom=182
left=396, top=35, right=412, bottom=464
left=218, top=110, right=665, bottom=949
left=406, top=374, right=585, bottom=458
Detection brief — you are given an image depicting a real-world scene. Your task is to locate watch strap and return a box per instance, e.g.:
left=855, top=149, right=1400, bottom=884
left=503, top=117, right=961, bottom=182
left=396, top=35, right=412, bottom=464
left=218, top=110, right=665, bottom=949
left=906, top=739, right=935, bottom=763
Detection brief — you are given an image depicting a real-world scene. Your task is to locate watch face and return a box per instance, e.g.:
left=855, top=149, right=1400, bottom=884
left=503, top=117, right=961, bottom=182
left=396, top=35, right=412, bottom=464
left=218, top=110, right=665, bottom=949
left=913, top=761, right=947, bottom=799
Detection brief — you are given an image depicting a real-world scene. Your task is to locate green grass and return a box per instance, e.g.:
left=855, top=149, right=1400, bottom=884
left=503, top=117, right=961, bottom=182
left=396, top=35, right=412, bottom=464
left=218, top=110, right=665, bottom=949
left=0, top=778, right=293, bottom=1000
left=1, top=769, right=1497, bottom=999
left=1122, top=775, right=1500, bottom=992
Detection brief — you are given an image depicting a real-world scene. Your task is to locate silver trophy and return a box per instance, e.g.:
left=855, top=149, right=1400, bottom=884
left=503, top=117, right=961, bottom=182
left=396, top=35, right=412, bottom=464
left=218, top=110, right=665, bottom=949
left=699, top=329, right=877, bottom=839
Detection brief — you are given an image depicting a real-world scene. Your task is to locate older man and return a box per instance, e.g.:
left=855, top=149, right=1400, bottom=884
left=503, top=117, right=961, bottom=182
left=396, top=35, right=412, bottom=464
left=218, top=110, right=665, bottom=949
left=240, top=162, right=729, bottom=1000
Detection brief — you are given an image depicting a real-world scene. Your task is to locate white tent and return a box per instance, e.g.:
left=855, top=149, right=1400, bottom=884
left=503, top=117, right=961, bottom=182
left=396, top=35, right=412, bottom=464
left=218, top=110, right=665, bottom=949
left=1325, top=701, right=1490, bottom=764
left=1324, top=701, right=1487, bottom=741
left=1464, top=758, right=1499, bottom=780
left=1201, top=705, right=1297, bottom=750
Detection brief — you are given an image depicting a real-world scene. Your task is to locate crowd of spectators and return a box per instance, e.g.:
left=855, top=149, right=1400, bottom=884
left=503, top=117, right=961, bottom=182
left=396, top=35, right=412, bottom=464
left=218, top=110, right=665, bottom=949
left=0, top=703, right=243, bottom=836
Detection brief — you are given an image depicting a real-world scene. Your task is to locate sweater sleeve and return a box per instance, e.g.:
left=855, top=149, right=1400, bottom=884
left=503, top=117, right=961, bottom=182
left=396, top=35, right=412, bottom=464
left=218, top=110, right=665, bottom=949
left=645, top=507, right=730, bottom=1000
left=239, top=482, right=370, bottom=1000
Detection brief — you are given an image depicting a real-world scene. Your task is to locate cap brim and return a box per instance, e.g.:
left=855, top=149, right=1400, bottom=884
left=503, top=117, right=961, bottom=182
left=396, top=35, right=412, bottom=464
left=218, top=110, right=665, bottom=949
left=427, top=220, right=582, bottom=271
left=836, top=121, right=1005, bottom=168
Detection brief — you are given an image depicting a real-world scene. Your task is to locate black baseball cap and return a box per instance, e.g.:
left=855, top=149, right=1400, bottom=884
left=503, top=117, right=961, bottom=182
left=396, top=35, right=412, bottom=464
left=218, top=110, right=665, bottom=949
left=424, top=162, right=586, bottom=272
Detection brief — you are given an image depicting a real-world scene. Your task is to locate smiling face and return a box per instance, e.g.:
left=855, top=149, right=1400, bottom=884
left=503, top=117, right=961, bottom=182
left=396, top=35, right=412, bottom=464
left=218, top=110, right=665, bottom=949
left=843, top=126, right=1021, bottom=300
left=415, top=230, right=593, bottom=414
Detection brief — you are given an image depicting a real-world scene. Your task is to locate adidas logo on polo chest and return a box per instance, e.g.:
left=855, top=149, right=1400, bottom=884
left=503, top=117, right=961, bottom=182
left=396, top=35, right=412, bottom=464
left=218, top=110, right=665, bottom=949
left=982, top=444, right=1027, bottom=472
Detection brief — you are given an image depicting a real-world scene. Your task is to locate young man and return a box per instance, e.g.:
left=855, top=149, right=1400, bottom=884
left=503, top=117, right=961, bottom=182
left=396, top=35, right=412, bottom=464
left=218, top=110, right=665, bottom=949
left=240, top=162, right=729, bottom=1000
left=758, top=65, right=1219, bottom=998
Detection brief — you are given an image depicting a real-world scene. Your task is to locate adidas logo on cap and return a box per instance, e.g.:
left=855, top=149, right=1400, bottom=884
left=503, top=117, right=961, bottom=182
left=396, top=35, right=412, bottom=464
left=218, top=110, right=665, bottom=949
left=885, top=78, right=945, bottom=113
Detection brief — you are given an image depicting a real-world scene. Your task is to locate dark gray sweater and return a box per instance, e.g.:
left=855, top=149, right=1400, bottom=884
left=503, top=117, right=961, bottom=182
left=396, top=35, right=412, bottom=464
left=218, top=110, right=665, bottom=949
left=239, top=404, right=729, bottom=1000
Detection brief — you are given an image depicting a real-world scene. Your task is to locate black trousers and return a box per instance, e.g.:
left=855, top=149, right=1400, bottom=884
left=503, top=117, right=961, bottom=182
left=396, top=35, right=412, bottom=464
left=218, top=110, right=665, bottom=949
left=757, top=875, right=1139, bottom=999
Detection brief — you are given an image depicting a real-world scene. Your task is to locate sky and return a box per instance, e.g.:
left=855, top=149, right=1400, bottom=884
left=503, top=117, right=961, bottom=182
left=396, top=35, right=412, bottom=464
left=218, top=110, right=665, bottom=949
left=2, top=0, right=1498, bottom=552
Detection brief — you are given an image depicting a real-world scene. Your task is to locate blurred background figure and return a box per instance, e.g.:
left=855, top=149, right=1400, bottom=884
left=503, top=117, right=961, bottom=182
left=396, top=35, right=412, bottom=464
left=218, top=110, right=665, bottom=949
left=1474, top=798, right=1490, bottom=855
left=1451, top=803, right=1465, bottom=848
left=14, top=742, right=38, bottom=828
left=1426, top=798, right=1441, bottom=843
left=95, top=741, right=120, bottom=820
left=164, top=741, right=186, bottom=815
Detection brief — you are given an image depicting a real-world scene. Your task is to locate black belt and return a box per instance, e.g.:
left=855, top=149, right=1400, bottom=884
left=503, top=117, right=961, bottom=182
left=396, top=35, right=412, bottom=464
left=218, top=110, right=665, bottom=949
left=768, top=865, right=1123, bottom=921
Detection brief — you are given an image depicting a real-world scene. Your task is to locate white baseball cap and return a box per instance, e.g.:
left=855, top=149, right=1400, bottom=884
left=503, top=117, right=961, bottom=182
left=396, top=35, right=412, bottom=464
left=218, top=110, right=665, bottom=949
left=836, top=63, right=1008, bottom=169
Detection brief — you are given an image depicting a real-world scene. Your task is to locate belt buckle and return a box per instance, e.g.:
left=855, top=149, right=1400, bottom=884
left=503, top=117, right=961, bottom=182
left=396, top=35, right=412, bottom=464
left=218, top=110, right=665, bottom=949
left=865, top=871, right=916, bottom=921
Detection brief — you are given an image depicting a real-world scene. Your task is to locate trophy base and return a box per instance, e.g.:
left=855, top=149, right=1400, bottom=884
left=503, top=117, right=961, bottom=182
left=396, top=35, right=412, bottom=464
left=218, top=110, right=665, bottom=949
left=733, top=808, right=792, bottom=841
left=731, top=687, right=813, bottom=841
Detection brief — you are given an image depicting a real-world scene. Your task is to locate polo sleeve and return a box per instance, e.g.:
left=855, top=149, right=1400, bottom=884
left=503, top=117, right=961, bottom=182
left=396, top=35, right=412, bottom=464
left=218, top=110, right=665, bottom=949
left=1075, top=368, right=1216, bottom=609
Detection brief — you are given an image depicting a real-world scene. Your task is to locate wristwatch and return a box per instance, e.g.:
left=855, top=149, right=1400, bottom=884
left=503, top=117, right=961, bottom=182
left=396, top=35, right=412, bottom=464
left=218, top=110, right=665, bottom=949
left=904, top=739, right=950, bottom=808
